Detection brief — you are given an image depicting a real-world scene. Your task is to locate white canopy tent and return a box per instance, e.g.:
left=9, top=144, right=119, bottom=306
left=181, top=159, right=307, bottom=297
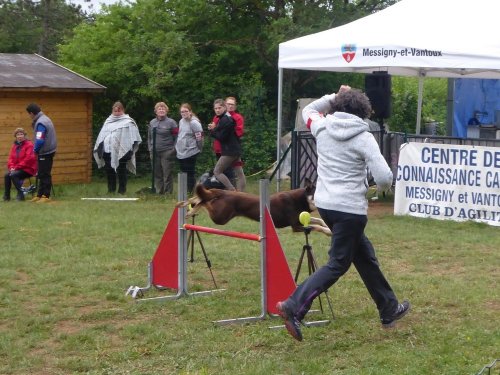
left=277, top=0, right=500, bottom=185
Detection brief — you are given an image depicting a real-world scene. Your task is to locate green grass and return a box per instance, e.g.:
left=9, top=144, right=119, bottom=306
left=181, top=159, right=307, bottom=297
left=0, top=177, right=498, bottom=374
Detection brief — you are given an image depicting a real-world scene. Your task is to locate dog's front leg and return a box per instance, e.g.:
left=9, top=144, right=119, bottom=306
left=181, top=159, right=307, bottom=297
left=310, top=217, right=332, bottom=236
left=309, top=224, right=332, bottom=236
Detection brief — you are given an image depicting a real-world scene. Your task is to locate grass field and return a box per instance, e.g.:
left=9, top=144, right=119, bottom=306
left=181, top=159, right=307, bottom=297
left=0, top=177, right=498, bottom=374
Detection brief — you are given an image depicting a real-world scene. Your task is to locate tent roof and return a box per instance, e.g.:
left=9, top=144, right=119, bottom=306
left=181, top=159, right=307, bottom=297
left=279, top=0, right=500, bottom=78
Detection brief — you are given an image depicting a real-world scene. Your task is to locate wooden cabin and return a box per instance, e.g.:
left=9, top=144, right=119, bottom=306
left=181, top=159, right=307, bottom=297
left=0, top=53, right=105, bottom=185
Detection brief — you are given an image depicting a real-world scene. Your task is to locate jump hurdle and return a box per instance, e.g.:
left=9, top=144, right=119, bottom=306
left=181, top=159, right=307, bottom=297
left=127, top=174, right=331, bottom=328
left=126, top=175, right=297, bottom=320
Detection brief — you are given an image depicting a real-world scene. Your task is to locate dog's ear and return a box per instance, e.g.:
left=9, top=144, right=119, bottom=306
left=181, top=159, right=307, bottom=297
left=304, top=177, right=317, bottom=195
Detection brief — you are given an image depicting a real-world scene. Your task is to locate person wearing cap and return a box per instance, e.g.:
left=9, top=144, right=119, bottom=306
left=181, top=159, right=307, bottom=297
left=3, top=128, right=37, bottom=201
left=26, top=103, right=57, bottom=203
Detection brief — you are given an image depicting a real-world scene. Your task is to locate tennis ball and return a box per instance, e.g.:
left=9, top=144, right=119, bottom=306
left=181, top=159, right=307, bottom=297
left=299, top=211, right=311, bottom=227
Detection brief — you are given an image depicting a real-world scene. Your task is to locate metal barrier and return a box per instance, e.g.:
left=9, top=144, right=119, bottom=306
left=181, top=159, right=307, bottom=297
left=291, top=130, right=500, bottom=188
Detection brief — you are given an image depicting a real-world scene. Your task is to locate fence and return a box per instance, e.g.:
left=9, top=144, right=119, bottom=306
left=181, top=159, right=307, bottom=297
left=291, top=130, right=500, bottom=189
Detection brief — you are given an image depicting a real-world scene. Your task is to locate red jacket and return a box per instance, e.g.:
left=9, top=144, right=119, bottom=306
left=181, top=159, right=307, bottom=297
left=212, top=111, right=244, bottom=154
left=7, top=139, right=37, bottom=176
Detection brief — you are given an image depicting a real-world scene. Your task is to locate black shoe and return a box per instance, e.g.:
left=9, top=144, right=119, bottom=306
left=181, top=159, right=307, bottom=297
left=381, top=300, right=411, bottom=328
left=276, top=301, right=303, bottom=341
left=2, top=195, right=10, bottom=202
left=16, top=192, right=25, bottom=201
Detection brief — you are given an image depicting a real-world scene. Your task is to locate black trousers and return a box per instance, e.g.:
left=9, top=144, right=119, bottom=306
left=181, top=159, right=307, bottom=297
left=4, top=170, right=32, bottom=198
left=103, top=151, right=132, bottom=194
left=178, top=154, right=198, bottom=194
left=37, top=152, right=55, bottom=198
left=286, top=208, right=398, bottom=322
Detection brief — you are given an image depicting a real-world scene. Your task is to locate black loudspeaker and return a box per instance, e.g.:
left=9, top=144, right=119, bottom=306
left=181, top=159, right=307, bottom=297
left=365, top=72, right=391, bottom=119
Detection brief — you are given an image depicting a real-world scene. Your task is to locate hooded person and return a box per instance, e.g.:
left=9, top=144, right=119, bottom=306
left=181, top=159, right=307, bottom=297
left=276, top=87, right=410, bottom=341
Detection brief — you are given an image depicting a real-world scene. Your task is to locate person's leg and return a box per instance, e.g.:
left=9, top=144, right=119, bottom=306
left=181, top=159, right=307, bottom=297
left=3, top=172, right=12, bottom=201
left=213, top=155, right=238, bottom=190
left=117, top=151, right=132, bottom=194
left=233, top=162, right=246, bottom=192
left=284, top=209, right=366, bottom=321
left=352, top=234, right=398, bottom=321
left=223, top=165, right=235, bottom=186
left=185, top=154, right=198, bottom=193
left=103, top=152, right=116, bottom=193
left=37, top=153, right=54, bottom=198
left=178, top=156, right=197, bottom=194
left=153, top=151, right=164, bottom=194
left=10, top=170, right=31, bottom=201
left=160, top=149, right=176, bottom=194
left=117, top=162, right=128, bottom=194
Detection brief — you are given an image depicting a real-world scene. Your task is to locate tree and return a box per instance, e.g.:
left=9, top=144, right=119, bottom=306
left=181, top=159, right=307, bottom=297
left=389, top=77, right=447, bottom=135
left=58, top=0, right=399, bottom=174
left=0, top=0, right=86, bottom=60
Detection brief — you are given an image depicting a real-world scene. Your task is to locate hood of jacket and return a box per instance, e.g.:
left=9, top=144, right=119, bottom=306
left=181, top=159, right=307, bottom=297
left=326, top=112, right=369, bottom=141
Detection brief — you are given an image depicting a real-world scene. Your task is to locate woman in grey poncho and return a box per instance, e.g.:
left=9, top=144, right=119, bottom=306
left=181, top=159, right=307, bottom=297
left=93, top=101, right=142, bottom=194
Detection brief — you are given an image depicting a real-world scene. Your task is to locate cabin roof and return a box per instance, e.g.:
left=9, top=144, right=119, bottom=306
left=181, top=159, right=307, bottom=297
left=0, top=53, right=106, bottom=93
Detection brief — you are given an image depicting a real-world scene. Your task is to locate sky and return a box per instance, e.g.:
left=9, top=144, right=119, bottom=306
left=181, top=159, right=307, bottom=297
left=67, top=0, right=130, bottom=13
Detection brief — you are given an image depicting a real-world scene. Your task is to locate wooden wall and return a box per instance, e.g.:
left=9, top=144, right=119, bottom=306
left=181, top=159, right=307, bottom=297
left=0, top=91, right=94, bottom=185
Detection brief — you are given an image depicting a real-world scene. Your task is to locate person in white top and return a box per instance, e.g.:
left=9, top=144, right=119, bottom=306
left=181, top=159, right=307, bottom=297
left=175, top=103, right=203, bottom=193
left=276, top=87, right=410, bottom=341
left=94, top=101, right=142, bottom=194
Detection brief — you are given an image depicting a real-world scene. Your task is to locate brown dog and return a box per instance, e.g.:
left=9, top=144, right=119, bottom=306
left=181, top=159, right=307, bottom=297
left=176, top=181, right=331, bottom=236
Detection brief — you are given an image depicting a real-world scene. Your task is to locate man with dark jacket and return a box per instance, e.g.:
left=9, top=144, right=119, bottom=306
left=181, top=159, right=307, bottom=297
left=26, top=103, right=57, bottom=203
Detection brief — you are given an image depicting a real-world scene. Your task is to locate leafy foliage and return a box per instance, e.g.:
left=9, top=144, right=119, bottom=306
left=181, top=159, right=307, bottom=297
left=56, top=0, right=403, bottom=174
left=0, top=0, right=86, bottom=59
left=3, top=0, right=449, bottom=173
left=389, top=77, right=447, bottom=135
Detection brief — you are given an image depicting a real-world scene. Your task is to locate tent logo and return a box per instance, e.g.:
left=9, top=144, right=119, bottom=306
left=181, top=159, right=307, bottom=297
left=341, top=44, right=356, bottom=63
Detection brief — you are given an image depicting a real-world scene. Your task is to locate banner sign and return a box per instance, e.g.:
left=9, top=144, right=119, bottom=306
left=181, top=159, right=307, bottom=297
left=394, top=143, right=500, bottom=226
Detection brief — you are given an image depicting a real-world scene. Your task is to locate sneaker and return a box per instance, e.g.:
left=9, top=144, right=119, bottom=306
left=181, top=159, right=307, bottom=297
left=276, top=301, right=303, bottom=341
left=36, top=195, right=51, bottom=203
left=30, top=196, right=41, bottom=202
left=381, top=300, right=411, bottom=328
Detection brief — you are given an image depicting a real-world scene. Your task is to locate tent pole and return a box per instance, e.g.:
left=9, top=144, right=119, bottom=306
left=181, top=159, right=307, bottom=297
left=276, top=68, right=284, bottom=192
left=416, top=71, right=425, bottom=134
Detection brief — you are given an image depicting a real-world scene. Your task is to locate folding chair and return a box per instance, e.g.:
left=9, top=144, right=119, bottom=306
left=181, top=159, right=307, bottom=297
left=20, top=177, right=37, bottom=198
